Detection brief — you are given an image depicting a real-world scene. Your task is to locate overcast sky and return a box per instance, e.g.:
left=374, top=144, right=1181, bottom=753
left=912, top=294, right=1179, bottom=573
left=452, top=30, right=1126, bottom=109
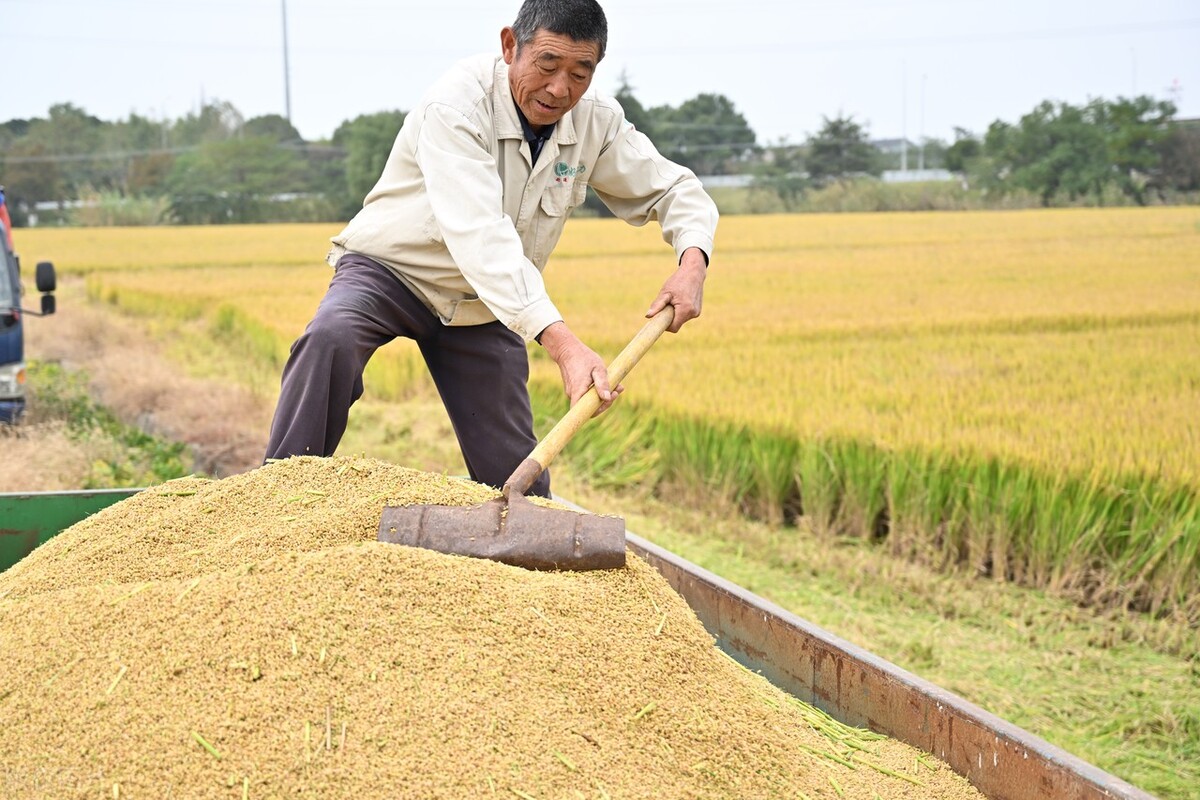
left=4, top=0, right=1198, bottom=147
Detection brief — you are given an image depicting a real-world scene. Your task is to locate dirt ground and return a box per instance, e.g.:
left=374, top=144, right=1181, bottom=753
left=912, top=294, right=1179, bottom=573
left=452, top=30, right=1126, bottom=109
left=13, top=277, right=275, bottom=485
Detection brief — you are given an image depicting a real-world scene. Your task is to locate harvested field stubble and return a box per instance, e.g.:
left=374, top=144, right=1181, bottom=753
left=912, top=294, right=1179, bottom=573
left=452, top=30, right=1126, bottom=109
left=0, top=457, right=982, bottom=799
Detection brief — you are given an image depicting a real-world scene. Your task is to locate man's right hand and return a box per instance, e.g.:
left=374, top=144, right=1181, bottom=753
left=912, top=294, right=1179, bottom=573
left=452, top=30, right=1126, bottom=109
left=537, top=321, right=624, bottom=417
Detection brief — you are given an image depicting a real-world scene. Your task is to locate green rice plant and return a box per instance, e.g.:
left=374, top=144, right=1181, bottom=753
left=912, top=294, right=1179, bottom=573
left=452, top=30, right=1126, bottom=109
left=210, top=304, right=287, bottom=372
left=528, top=382, right=660, bottom=490
left=829, top=439, right=890, bottom=540
left=959, top=460, right=1000, bottom=577
left=652, top=416, right=756, bottom=514
left=992, top=466, right=1040, bottom=583
left=885, top=449, right=962, bottom=566
left=86, top=277, right=208, bottom=322
left=958, top=459, right=1043, bottom=581
left=885, top=450, right=933, bottom=560
left=742, top=431, right=802, bottom=526
left=1102, top=479, right=1200, bottom=618
left=795, top=440, right=842, bottom=538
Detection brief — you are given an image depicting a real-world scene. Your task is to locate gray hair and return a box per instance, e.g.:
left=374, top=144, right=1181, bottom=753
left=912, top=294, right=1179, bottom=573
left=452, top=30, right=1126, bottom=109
left=511, top=0, right=608, bottom=62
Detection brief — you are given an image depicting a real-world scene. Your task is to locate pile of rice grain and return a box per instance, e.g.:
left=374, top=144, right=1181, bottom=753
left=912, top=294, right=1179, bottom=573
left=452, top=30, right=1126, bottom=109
left=0, top=456, right=984, bottom=799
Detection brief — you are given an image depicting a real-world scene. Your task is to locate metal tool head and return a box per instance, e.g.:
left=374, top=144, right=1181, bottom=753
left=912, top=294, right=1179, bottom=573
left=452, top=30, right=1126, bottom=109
left=376, top=310, right=675, bottom=573
left=377, top=492, right=626, bottom=571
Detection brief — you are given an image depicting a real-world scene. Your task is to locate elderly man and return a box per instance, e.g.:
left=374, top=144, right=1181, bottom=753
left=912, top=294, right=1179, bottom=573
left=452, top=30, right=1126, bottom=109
left=265, top=0, right=718, bottom=497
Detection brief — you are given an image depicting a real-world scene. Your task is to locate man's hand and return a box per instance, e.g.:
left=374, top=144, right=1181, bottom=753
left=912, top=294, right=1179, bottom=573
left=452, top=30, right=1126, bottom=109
left=646, top=246, right=707, bottom=333
left=538, top=321, right=624, bottom=417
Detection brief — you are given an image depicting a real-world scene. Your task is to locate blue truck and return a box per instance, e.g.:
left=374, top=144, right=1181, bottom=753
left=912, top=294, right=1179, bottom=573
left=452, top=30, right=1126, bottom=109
left=0, top=190, right=57, bottom=423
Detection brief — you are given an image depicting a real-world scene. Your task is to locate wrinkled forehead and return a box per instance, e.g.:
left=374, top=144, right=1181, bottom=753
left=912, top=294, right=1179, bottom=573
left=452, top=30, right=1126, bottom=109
left=520, top=29, right=602, bottom=68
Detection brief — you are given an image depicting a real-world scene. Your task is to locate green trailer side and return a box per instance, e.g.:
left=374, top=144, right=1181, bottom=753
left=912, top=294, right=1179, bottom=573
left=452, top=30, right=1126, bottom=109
left=0, top=488, right=142, bottom=572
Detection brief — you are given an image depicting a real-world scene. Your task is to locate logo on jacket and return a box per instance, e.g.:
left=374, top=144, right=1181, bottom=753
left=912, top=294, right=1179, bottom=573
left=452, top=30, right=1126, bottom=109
left=554, top=162, right=587, bottom=184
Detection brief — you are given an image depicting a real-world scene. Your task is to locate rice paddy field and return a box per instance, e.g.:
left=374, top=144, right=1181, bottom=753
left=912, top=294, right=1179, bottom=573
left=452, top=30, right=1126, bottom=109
left=23, top=207, right=1200, bottom=627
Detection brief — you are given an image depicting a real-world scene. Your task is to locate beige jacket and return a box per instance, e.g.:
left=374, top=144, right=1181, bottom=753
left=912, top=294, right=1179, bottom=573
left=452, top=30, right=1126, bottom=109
left=328, top=54, right=718, bottom=342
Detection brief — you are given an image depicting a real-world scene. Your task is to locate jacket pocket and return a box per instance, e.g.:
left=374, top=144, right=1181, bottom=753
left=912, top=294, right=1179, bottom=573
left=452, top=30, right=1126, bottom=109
left=539, top=181, right=587, bottom=217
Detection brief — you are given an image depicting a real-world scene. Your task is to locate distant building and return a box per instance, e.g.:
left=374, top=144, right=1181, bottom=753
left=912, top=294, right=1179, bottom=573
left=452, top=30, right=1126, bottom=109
left=698, top=174, right=754, bottom=189
left=881, top=169, right=958, bottom=184
left=870, top=138, right=918, bottom=157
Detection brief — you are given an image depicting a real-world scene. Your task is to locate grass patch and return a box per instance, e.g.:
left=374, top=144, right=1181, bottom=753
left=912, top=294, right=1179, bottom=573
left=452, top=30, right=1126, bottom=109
left=15, top=361, right=192, bottom=488
left=526, top=382, right=1200, bottom=628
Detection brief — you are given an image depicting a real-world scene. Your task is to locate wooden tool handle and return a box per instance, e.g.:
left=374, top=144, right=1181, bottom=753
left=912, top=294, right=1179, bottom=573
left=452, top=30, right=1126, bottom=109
left=504, top=307, right=674, bottom=496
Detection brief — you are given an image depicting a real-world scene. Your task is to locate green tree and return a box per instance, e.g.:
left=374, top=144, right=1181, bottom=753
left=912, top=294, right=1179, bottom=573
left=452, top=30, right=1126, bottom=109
left=1158, top=120, right=1200, bottom=193
left=165, top=136, right=307, bottom=224
left=126, top=152, right=176, bottom=197
left=649, top=93, right=756, bottom=176
left=1093, top=96, right=1176, bottom=204
left=331, top=110, right=406, bottom=215
left=751, top=140, right=808, bottom=209
left=0, top=118, right=32, bottom=180
left=0, top=118, right=32, bottom=143
left=943, top=128, right=982, bottom=173
left=98, top=112, right=171, bottom=195
left=244, top=114, right=302, bottom=143
left=2, top=139, right=65, bottom=220
left=986, top=102, right=1110, bottom=204
left=805, top=115, right=879, bottom=186
left=172, top=100, right=244, bottom=146
left=975, top=96, right=1178, bottom=206
left=38, top=103, right=105, bottom=154
left=613, top=71, right=656, bottom=140
left=20, top=104, right=108, bottom=194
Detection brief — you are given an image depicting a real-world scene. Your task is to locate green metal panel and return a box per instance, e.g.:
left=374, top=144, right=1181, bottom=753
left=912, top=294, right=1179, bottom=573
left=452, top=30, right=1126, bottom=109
left=0, top=489, right=142, bottom=573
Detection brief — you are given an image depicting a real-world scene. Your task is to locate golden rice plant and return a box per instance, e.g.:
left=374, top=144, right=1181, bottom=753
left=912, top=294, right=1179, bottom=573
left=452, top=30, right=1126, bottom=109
left=31, top=206, right=1200, bottom=619
left=539, top=209, right=1200, bottom=487
left=544, top=208, right=1200, bottom=616
left=20, top=223, right=341, bottom=273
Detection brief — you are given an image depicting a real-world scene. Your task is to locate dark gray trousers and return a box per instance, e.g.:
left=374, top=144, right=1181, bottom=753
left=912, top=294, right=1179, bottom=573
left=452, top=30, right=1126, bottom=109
left=265, top=253, right=550, bottom=497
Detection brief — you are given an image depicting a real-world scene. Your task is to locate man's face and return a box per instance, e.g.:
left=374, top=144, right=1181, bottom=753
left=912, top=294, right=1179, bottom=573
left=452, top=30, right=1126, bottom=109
left=501, top=27, right=600, bottom=129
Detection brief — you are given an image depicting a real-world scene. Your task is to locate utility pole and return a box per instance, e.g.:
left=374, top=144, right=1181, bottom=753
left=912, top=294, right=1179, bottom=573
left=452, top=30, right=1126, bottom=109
left=919, top=74, right=926, bottom=171
left=1166, top=78, right=1182, bottom=107
left=282, top=0, right=293, bottom=123
left=901, top=61, right=908, bottom=172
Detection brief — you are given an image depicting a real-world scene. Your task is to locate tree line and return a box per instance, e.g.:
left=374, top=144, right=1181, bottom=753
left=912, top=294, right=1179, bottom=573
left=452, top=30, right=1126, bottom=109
left=1, top=85, right=1197, bottom=226
left=0, top=101, right=403, bottom=225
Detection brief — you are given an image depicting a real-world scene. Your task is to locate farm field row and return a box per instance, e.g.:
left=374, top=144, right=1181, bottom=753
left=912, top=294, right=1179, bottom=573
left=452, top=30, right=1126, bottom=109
left=25, top=206, right=1200, bottom=618
left=44, top=208, right=1200, bottom=486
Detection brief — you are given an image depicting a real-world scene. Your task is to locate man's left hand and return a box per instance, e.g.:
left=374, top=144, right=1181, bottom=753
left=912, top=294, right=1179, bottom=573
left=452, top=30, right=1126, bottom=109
left=646, top=246, right=707, bottom=333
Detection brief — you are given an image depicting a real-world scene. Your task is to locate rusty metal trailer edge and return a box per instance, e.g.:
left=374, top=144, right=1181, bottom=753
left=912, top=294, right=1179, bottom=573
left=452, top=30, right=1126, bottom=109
left=625, top=531, right=1155, bottom=800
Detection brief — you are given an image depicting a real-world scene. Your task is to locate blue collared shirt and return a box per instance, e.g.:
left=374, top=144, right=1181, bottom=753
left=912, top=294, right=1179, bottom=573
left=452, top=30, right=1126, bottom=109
left=514, top=102, right=555, bottom=166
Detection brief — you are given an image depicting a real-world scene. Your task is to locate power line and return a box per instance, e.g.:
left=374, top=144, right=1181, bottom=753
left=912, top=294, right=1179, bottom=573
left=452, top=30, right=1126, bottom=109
left=1, top=142, right=343, bottom=165
left=621, top=18, right=1200, bottom=57
left=1, top=146, right=198, bottom=164
left=8, top=17, right=1200, bottom=56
